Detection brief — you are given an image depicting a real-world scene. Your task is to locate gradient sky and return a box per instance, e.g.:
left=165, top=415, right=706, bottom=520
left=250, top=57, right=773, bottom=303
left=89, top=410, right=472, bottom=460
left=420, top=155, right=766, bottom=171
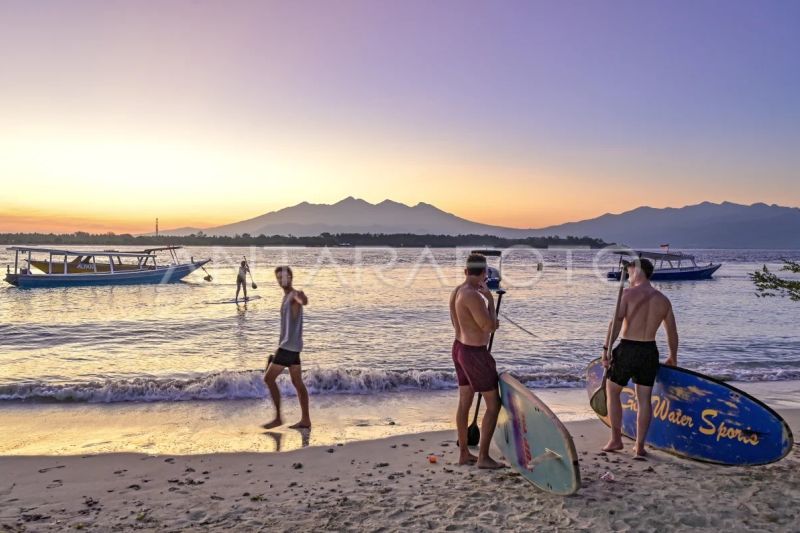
left=1, top=0, right=799, bottom=233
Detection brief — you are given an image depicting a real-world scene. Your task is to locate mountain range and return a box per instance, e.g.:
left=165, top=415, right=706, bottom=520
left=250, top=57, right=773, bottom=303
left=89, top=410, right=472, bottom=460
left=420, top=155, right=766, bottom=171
left=159, top=198, right=800, bottom=249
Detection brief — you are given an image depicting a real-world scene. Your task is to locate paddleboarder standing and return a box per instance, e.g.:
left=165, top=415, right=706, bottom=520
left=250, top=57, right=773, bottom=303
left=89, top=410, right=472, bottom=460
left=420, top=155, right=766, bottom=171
left=235, top=260, right=250, bottom=303
left=449, top=253, right=504, bottom=469
left=263, top=266, right=311, bottom=429
left=602, top=258, right=679, bottom=459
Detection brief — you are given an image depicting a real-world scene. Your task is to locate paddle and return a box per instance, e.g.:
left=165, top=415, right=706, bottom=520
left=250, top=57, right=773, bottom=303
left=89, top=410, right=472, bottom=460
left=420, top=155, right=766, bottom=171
left=589, top=265, right=628, bottom=417
left=466, top=289, right=505, bottom=447
left=244, top=256, right=257, bottom=289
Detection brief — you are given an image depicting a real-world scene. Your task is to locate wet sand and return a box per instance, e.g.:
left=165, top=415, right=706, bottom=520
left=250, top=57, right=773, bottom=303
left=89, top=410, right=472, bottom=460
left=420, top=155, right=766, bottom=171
left=1, top=412, right=798, bottom=532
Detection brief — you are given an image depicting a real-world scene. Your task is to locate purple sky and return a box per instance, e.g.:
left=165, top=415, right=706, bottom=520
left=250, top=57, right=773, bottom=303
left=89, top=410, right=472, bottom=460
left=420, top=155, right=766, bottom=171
left=1, top=0, right=798, bottom=231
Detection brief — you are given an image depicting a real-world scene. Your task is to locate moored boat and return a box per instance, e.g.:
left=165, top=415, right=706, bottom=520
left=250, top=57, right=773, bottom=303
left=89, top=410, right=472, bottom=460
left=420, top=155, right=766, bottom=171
left=4, top=246, right=211, bottom=288
left=607, top=249, right=721, bottom=281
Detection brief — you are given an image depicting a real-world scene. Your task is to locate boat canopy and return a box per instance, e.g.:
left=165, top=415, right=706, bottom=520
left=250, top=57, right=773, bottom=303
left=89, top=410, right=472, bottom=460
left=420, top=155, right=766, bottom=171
left=612, top=249, right=694, bottom=262
left=470, top=249, right=503, bottom=257
left=7, top=246, right=157, bottom=258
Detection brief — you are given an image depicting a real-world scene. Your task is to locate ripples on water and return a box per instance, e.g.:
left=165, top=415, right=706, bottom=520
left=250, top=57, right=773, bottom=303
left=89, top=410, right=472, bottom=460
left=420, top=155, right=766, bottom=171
left=1, top=247, right=798, bottom=403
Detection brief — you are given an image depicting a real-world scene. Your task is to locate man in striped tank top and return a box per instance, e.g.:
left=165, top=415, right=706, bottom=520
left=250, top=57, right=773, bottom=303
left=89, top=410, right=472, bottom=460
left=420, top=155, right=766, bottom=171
left=263, top=266, right=311, bottom=429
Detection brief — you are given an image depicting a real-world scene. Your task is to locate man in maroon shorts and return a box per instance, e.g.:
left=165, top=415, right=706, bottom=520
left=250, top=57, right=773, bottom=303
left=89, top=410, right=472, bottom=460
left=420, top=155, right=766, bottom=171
left=449, top=253, right=504, bottom=469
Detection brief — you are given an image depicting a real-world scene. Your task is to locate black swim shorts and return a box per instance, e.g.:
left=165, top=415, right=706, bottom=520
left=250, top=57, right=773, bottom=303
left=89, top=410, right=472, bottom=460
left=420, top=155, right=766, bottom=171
left=268, top=347, right=301, bottom=367
left=608, top=339, right=659, bottom=387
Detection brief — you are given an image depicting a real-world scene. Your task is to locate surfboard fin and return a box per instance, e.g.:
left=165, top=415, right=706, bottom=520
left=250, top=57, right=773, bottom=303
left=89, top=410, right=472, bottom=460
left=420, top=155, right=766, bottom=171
left=525, top=448, right=562, bottom=470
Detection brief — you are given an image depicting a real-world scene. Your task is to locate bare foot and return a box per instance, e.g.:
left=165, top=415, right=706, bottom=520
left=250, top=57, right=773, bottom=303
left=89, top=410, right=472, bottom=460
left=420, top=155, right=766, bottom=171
left=602, top=440, right=624, bottom=452
left=633, top=446, right=648, bottom=460
left=289, top=421, right=311, bottom=429
left=261, top=418, right=282, bottom=429
left=458, top=452, right=479, bottom=465
left=477, top=456, right=507, bottom=470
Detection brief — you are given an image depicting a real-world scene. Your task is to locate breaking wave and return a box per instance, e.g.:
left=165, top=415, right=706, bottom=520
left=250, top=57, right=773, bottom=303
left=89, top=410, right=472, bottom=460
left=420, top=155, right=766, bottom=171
left=0, top=364, right=796, bottom=403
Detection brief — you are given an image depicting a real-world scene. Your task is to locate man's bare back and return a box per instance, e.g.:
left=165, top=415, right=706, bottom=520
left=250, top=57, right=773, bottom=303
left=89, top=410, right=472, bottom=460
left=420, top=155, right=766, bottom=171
left=618, top=284, right=674, bottom=342
left=450, top=283, right=494, bottom=347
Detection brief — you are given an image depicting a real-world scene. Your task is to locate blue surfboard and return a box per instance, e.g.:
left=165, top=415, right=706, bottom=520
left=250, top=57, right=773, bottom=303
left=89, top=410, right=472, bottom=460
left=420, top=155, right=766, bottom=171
left=586, top=358, right=794, bottom=465
left=494, top=373, right=581, bottom=495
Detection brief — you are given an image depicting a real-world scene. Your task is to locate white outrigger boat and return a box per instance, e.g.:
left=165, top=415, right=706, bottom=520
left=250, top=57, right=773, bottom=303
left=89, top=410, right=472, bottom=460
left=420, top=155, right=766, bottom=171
left=4, top=246, right=211, bottom=288
left=608, top=249, right=721, bottom=281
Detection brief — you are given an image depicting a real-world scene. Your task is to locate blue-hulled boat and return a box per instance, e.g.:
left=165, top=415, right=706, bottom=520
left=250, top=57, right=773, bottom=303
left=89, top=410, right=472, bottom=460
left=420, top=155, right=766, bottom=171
left=4, top=246, right=211, bottom=288
left=607, top=249, right=721, bottom=281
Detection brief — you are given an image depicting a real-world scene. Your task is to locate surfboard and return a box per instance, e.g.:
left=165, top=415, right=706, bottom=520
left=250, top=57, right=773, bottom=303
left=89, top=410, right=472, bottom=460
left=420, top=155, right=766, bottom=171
left=585, top=358, right=794, bottom=465
left=493, top=372, right=581, bottom=495
left=206, top=295, right=262, bottom=305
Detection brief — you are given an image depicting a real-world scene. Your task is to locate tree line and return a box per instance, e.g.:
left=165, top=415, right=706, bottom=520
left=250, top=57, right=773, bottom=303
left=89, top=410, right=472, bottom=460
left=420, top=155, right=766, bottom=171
left=0, top=231, right=610, bottom=248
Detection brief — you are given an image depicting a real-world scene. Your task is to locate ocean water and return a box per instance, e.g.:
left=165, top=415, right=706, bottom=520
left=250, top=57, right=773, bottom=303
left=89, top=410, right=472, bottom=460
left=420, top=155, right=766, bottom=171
left=1, top=246, right=799, bottom=405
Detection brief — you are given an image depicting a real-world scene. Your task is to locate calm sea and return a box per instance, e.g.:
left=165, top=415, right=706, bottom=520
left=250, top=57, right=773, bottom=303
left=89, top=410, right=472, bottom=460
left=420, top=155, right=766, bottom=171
left=1, top=246, right=799, bottom=404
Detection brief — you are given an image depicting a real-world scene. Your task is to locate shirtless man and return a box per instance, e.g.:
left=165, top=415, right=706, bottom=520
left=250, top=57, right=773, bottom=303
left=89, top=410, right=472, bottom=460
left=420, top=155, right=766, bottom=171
left=449, top=253, right=504, bottom=469
left=263, top=266, right=311, bottom=429
left=602, top=258, right=679, bottom=458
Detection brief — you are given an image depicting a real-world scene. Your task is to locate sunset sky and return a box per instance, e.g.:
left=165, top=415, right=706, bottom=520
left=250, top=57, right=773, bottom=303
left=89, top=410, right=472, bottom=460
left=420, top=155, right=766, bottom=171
left=1, top=1, right=799, bottom=233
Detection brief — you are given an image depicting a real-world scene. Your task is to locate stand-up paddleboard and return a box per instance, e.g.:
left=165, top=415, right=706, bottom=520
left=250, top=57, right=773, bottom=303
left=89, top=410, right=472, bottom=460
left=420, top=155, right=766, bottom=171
left=494, top=373, right=581, bottom=495
left=586, top=358, right=794, bottom=465
left=206, top=295, right=262, bottom=305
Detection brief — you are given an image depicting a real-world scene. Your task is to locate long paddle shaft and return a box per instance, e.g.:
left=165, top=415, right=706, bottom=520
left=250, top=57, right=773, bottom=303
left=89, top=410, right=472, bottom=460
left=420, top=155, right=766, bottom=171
left=469, top=290, right=505, bottom=427
left=590, top=264, right=628, bottom=415
left=244, top=256, right=258, bottom=289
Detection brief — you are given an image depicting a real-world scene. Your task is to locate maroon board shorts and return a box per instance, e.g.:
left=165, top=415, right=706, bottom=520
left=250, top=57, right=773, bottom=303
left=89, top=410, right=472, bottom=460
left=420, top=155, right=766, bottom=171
left=452, top=339, right=498, bottom=393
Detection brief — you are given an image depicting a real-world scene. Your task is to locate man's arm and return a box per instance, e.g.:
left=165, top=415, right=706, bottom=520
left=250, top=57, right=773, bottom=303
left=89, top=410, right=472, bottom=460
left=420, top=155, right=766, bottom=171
left=293, top=290, right=308, bottom=306
left=663, top=303, right=678, bottom=366
left=465, top=290, right=497, bottom=334
left=449, top=288, right=458, bottom=329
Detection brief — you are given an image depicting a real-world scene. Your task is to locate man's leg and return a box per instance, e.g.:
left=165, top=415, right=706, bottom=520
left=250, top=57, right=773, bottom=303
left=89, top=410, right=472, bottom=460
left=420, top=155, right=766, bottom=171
left=456, top=385, right=477, bottom=465
left=235, top=281, right=241, bottom=302
left=477, top=388, right=504, bottom=469
left=634, top=384, right=653, bottom=457
left=262, top=363, right=285, bottom=429
left=288, top=364, right=311, bottom=429
left=603, top=380, right=625, bottom=452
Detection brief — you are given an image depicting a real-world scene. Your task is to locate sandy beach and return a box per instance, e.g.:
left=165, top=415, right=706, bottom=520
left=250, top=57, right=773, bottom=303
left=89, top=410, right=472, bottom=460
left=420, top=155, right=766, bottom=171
left=1, top=410, right=797, bottom=532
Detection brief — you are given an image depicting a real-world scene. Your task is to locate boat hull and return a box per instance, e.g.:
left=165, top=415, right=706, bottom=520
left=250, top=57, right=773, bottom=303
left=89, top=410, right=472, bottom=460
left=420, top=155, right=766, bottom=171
left=607, top=263, right=721, bottom=281
left=5, top=260, right=210, bottom=288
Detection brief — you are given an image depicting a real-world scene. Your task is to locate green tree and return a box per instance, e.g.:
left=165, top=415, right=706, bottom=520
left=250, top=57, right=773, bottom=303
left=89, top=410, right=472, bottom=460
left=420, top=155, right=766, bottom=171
left=750, top=260, right=800, bottom=301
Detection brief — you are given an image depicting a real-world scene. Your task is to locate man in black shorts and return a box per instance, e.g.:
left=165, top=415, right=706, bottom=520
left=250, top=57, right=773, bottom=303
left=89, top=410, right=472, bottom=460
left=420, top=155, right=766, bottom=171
left=602, top=258, right=679, bottom=458
left=263, top=266, right=310, bottom=429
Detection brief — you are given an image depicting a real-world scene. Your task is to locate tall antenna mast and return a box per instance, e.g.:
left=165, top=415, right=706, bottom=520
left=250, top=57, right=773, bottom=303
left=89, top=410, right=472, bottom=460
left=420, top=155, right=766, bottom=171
left=156, top=218, right=159, bottom=237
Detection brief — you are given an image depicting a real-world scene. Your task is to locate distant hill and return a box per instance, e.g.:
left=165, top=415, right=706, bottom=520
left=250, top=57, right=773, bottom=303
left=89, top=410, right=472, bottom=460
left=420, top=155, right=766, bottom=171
left=159, top=197, right=537, bottom=238
left=538, top=201, right=800, bottom=248
left=157, top=198, right=800, bottom=248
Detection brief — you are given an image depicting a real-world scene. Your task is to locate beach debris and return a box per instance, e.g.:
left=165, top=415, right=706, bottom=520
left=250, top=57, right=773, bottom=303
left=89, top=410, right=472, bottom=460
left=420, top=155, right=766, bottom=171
left=326, top=448, right=335, bottom=453
left=427, top=455, right=438, bottom=464
left=600, top=471, right=615, bottom=483
left=37, top=465, right=65, bottom=474
left=292, top=462, right=303, bottom=469
left=375, top=462, right=390, bottom=468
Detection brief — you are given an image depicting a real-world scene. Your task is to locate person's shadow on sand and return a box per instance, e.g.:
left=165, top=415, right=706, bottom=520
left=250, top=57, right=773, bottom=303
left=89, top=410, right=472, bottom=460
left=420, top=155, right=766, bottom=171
left=263, top=428, right=310, bottom=452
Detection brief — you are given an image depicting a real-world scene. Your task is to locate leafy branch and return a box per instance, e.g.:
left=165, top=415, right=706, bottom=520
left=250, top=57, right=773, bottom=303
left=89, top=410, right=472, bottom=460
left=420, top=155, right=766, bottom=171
left=750, top=260, right=800, bottom=301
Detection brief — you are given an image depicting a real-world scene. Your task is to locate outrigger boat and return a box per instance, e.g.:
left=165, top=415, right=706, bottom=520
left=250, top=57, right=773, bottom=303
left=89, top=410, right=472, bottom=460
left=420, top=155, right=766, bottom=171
left=4, top=246, right=211, bottom=288
left=608, top=249, right=721, bottom=281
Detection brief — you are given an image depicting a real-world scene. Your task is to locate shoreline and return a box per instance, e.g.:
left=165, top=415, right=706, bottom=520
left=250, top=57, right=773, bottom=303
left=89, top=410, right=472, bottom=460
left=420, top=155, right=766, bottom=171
left=1, top=413, right=798, bottom=531
left=2, top=381, right=799, bottom=456
left=2, top=380, right=798, bottom=456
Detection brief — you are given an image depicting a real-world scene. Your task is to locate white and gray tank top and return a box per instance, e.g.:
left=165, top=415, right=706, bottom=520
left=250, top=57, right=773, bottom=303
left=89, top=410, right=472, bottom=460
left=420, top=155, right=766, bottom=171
left=279, top=291, right=303, bottom=352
